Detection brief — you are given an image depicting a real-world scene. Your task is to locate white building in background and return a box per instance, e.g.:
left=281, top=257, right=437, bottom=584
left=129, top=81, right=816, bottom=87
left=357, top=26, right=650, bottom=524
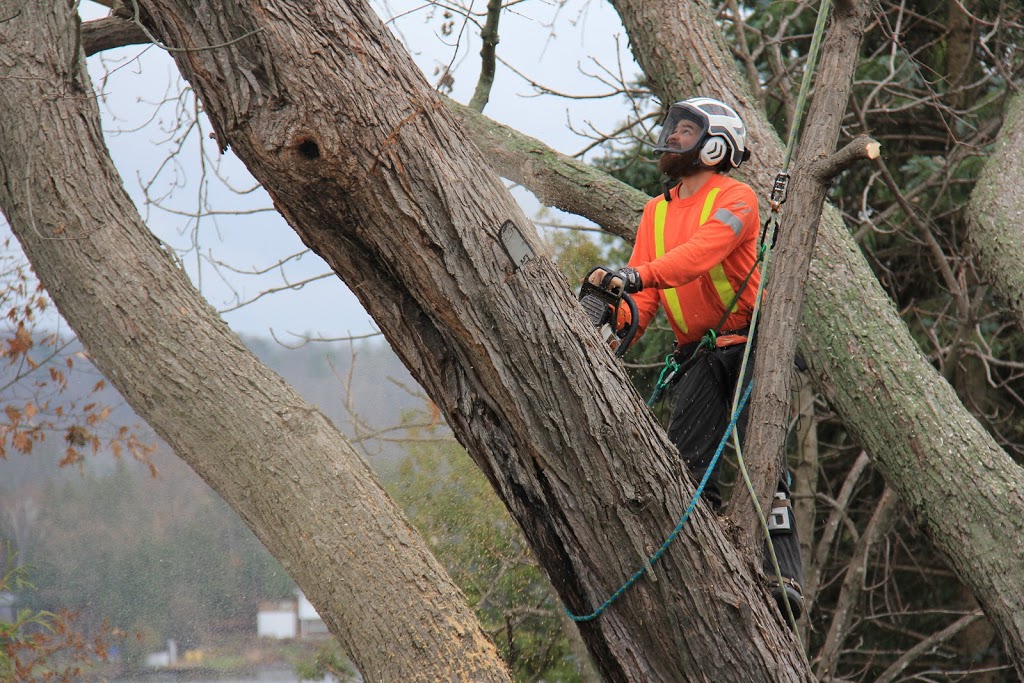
left=257, top=600, right=297, bottom=639
left=257, top=591, right=327, bottom=639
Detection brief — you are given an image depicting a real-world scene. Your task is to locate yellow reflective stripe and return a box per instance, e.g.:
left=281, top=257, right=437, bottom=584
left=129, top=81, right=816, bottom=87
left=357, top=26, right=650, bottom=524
left=700, top=187, right=720, bottom=224
left=653, top=199, right=687, bottom=334
left=701, top=188, right=738, bottom=314
left=709, top=263, right=738, bottom=313
left=653, top=199, right=669, bottom=257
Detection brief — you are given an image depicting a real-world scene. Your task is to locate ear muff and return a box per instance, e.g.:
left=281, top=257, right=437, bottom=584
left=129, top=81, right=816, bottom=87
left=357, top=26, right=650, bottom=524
left=699, top=136, right=728, bottom=167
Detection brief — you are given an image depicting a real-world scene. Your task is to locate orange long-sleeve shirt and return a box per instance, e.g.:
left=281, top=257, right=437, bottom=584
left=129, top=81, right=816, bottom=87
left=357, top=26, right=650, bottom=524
left=629, top=174, right=761, bottom=345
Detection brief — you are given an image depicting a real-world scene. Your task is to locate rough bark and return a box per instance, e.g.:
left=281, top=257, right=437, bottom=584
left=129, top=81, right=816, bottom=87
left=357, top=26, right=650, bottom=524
left=36, top=1, right=813, bottom=681
left=0, top=3, right=511, bottom=682
left=969, top=90, right=1024, bottom=332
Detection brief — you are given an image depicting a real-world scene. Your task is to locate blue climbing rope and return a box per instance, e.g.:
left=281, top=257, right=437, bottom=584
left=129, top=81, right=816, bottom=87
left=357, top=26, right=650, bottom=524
left=566, top=381, right=754, bottom=622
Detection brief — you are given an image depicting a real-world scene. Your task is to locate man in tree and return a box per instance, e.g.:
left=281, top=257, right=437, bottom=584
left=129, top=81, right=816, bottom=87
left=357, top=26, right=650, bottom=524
left=589, top=97, right=804, bottom=621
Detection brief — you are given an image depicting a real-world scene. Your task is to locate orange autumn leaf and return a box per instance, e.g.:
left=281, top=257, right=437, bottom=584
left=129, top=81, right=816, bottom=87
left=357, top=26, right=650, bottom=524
left=12, top=431, right=33, bottom=454
left=60, top=447, right=82, bottom=467
left=7, top=322, right=32, bottom=357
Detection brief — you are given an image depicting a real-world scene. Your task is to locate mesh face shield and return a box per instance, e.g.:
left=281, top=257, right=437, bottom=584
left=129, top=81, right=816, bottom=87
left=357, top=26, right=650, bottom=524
left=653, top=105, right=708, bottom=154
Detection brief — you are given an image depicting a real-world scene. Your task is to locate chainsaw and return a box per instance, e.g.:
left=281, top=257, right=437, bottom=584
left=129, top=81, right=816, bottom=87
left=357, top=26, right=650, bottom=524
left=579, top=267, right=639, bottom=358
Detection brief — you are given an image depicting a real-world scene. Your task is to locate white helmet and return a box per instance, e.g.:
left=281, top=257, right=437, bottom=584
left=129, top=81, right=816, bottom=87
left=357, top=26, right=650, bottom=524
left=653, top=97, right=750, bottom=169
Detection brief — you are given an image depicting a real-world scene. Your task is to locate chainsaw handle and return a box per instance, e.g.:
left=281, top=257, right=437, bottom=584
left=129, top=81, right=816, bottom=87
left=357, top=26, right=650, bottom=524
left=614, top=292, right=639, bottom=357
left=578, top=272, right=640, bottom=358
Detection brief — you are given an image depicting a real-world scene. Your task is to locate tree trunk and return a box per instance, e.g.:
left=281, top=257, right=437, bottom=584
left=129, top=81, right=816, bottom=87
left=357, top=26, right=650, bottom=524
left=125, top=0, right=816, bottom=681
left=740, top=0, right=874, bottom=552
left=0, top=3, right=511, bottom=682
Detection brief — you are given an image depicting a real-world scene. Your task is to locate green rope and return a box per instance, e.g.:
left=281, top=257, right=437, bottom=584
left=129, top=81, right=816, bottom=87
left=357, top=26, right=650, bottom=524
left=781, top=0, right=834, bottom=172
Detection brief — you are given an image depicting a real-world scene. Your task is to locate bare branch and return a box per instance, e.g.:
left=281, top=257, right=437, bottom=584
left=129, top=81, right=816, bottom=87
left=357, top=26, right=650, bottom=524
left=873, top=611, right=984, bottom=683
left=467, top=0, right=502, bottom=113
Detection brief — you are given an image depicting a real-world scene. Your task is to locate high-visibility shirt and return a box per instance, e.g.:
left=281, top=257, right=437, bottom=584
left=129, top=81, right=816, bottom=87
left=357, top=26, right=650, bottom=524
left=630, top=174, right=761, bottom=346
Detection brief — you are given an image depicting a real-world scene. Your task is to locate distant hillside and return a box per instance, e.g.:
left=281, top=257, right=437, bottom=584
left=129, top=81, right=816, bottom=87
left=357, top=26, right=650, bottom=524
left=0, top=333, right=438, bottom=489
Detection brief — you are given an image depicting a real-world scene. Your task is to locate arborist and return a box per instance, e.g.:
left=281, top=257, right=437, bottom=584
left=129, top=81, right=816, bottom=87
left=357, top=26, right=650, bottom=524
left=586, top=96, right=804, bottom=620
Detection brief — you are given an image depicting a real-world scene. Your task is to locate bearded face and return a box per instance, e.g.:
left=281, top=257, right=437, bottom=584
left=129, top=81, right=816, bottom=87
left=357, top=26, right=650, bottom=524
left=658, top=148, right=703, bottom=179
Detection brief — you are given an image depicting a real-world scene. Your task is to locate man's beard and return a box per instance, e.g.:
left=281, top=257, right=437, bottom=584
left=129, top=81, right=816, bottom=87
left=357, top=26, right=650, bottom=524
left=658, top=149, right=702, bottom=179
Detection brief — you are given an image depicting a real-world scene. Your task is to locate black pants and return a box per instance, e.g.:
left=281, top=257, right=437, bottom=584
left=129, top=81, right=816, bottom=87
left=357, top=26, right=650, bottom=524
left=665, top=341, right=804, bottom=588
left=665, top=341, right=753, bottom=508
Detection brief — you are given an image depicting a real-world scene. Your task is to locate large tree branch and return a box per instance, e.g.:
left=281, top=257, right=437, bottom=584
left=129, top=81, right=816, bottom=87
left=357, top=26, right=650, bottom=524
left=444, top=96, right=645, bottom=240
left=739, top=0, right=874, bottom=554
left=969, top=90, right=1024, bottom=332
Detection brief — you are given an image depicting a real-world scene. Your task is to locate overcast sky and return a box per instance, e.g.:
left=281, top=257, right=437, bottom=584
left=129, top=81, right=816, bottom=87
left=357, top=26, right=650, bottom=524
left=22, top=1, right=643, bottom=342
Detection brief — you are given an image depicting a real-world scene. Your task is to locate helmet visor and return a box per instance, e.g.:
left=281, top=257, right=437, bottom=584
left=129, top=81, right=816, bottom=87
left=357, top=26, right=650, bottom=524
left=653, top=105, right=708, bottom=154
